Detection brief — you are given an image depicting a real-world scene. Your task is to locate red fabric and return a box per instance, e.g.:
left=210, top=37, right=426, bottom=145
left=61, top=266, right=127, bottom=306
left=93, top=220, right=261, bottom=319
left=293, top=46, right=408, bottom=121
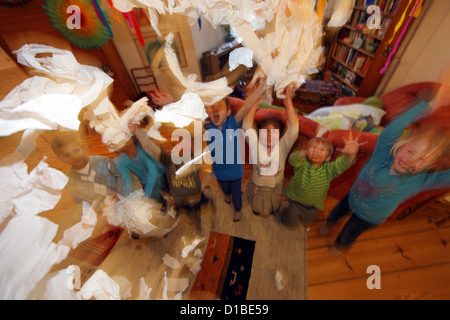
left=333, top=97, right=366, bottom=106
left=379, top=82, right=440, bottom=126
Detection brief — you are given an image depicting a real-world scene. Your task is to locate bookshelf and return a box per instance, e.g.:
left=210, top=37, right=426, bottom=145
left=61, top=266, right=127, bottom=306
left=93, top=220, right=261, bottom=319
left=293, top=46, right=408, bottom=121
left=325, top=0, right=420, bottom=97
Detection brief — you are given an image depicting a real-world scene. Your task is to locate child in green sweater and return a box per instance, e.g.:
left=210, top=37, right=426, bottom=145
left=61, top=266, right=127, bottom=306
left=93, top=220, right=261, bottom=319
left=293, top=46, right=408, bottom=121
left=281, top=133, right=363, bottom=229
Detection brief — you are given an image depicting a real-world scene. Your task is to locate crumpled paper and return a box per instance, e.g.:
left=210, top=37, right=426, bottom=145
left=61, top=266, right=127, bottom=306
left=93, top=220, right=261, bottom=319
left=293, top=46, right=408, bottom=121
left=181, top=236, right=206, bottom=258
left=0, top=43, right=121, bottom=300
left=0, top=215, right=70, bottom=300
left=326, top=0, right=355, bottom=27
left=0, top=92, right=83, bottom=136
left=58, top=201, right=98, bottom=249
left=28, top=266, right=82, bottom=300
left=99, top=97, right=155, bottom=151
left=0, top=130, right=69, bottom=224
left=229, top=47, right=254, bottom=71
left=154, top=91, right=208, bottom=128
left=164, top=33, right=232, bottom=105
left=80, top=269, right=123, bottom=300
left=114, top=0, right=354, bottom=98
left=138, top=277, right=153, bottom=300
left=102, top=189, right=179, bottom=238
left=2, top=43, right=137, bottom=153
left=12, top=44, right=113, bottom=108
left=275, top=270, right=284, bottom=291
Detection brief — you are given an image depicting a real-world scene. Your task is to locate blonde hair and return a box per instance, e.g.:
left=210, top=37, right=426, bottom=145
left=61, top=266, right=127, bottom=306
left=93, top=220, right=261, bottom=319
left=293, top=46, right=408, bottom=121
left=307, top=137, right=334, bottom=158
left=391, top=126, right=450, bottom=172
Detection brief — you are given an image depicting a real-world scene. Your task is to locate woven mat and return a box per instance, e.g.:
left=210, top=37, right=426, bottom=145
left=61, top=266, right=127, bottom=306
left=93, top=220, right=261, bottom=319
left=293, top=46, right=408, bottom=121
left=189, top=231, right=256, bottom=300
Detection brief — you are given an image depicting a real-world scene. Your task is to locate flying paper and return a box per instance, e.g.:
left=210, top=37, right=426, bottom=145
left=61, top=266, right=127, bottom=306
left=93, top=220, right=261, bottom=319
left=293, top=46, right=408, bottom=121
left=164, top=33, right=232, bottom=105
left=154, top=91, right=208, bottom=128
left=100, top=97, right=155, bottom=151
left=0, top=131, right=69, bottom=224
left=80, top=269, right=122, bottom=300
left=102, top=189, right=179, bottom=238
left=229, top=47, right=254, bottom=71
left=0, top=215, right=70, bottom=299
left=112, top=0, right=354, bottom=98
left=58, top=201, right=98, bottom=249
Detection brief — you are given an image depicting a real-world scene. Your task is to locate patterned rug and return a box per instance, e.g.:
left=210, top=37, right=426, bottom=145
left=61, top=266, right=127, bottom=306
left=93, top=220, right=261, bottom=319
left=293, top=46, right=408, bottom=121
left=189, top=231, right=256, bottom=300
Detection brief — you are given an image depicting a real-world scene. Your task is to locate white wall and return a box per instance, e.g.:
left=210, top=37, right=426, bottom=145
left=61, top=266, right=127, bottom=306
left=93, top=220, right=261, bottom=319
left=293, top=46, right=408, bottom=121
left=189, top=17, right=224, bottom=61
left=377, top=0, right=450, bottom=95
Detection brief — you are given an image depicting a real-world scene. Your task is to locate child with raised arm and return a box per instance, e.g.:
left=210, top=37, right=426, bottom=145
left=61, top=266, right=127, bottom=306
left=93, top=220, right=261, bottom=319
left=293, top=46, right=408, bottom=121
left=51, top=134, right=123, bottom=206
left=242, top=84, right=299, bottom=216
left=282, top=132, right=363, bottom=229
left=114, top=136, right=167, bottom=207
left=204, top=79, right=266, bottom=221
left=128, top=122, right=203, bottom=212
left=322, top=82, right=450, bottom=255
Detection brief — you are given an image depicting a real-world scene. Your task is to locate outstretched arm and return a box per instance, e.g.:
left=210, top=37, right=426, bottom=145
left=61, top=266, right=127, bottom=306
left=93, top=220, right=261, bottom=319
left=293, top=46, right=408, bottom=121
left=337, top=131, right=367, bottom=163
left=242, top=94, right=259, bottom=131
left=148, top=89, right=174, bottom=107
left=234, top=78, right=266, bottom=126
left=284, top=84, right=298, bottom=128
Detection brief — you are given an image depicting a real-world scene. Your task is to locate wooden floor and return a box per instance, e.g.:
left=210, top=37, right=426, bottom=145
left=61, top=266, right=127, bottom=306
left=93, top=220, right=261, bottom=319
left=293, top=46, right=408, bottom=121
left=2, top=129, right=450, bottom=300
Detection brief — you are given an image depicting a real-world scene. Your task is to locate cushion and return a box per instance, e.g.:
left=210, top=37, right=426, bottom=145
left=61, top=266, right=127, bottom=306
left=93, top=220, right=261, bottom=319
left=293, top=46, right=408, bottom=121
left=379, top=82, right=441, bottom=126
left=362, top=96, right=384, bottom=109
left=306, top=104, right=386, bottom=131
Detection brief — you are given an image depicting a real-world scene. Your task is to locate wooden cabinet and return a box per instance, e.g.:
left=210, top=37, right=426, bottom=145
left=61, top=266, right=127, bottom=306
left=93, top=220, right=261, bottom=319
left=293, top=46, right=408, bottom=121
left=324, top=0, right=423, bottom=97
left=200, top=41, right=242, bottom=81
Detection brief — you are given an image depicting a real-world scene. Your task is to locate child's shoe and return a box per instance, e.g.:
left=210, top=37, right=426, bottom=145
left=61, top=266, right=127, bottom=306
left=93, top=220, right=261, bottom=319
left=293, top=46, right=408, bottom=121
left=328, top=245, right=342, bottom=257
left=233, top=209, right=243, bottom=222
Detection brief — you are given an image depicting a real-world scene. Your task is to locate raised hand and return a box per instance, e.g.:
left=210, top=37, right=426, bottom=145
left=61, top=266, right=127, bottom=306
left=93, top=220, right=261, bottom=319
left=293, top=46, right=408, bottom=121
left=431, top=66, right=450, bottom=109
left=283, top=84, right=296, bottom=107
left=337, top=131, right=367, bottom=155
left=148, top=90, right=174, bottom=107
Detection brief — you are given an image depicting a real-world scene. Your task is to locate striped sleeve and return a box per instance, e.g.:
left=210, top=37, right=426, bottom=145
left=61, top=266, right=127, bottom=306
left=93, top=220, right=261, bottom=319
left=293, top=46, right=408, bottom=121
left=325, top=155, right=353, bottom=179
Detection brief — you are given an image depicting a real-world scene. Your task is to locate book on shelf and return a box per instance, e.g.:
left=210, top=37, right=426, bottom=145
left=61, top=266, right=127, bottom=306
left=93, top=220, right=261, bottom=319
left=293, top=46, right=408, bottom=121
left=362, top=58, right=372, bottom=75
left=345, top=70, right=356, bottom=85
left=355, top=0, right=400, bottom=15
left=353, top=54, right=367, bottom=72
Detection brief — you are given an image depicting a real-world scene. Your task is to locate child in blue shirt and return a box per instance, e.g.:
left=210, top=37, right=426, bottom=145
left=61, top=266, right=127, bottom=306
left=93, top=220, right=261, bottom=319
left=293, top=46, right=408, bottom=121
left=114, top=137, right=167, bottom=205
left=204, top=80, right=266, bottom=221
left=321, top=87, right=450, bottom=255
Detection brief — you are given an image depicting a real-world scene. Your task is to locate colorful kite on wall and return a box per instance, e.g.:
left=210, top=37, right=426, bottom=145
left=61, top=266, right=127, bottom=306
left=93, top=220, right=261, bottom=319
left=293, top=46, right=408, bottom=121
left=43, top=0, right=111, bottom=50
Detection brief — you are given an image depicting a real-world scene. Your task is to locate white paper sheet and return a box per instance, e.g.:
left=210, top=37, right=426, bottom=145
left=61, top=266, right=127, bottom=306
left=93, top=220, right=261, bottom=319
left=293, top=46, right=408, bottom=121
left=154, top=91, right=208, bottom=128
left=181, top=236, right=206, bottom=258
left=80, top=269, right=122, bottom=300
left=113, top=1, right=353, bottom=99
left=164, top=33, right=233, bottom=105
left=100, top=97, right=155, bottom=151
left=327, top=0, right=355, bottom=27
left=162, top=253, right=182, bottom=269
left=229, top=47, right=254, bottom=71
left=27, top=267, right=82, bottom=300
left=138, top=277, right=153, bottom=300
left=0, top=93, right=83, bottom=136
left=102, top=189, right=178, bottom=237
left=0, top=131, right=69, bottom=224
left=58, top=201, right=98, bottom=249
left=0, top=215, right=70, bottom=299
left=275, top=270, right=284, bottom=291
